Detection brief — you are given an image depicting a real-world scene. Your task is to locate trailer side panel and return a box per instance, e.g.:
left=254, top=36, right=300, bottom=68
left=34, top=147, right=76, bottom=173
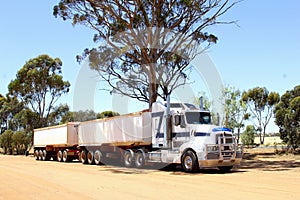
left=78, top=112, right=152, bottom=147
left=34, top=123, right=78, bottom=147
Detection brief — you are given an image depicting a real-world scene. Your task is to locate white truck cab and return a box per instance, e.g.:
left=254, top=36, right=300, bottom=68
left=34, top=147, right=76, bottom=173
left=150, top=101, right=243, bottom=172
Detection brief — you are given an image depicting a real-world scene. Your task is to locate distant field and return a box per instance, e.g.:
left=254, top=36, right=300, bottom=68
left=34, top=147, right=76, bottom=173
left=254, top=136, right=282, bottom=146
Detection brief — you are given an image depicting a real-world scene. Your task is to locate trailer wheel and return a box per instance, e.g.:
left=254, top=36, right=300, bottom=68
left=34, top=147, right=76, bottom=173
left=80, top=150, right=88, bottom=164
left=135, top=150, right=145, bottom=168
left=42, top=150, right=48, bottom=161
left=87, top=151, right=94, bottom=165
left=62, top=150, right=69, bottom=162
left=218, top=166, right=233, bottom=173
left=181, top=150, right=199, bottom=173
left=34, top=150, right=39, bottom=160
left=94, top=150, right=103, bottom=165
left=38, top=150, right=43, bottom=160
left=57, top=150, right=63, bottom=162
left=124, top=149, right=134, bottom=168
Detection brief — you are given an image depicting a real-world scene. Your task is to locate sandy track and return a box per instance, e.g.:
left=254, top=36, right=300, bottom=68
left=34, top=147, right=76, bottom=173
left=0, top=154, right=299, bottom=200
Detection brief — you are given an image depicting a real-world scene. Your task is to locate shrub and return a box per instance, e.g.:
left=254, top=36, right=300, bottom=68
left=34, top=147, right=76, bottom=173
left=241, top=125, right=256, bottom=146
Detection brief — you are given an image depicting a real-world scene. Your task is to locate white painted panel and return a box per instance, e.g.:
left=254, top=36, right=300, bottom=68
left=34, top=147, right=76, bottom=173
left=78, top=111, right=152, bottom=146
left=34, top=123, right=78, bottom=147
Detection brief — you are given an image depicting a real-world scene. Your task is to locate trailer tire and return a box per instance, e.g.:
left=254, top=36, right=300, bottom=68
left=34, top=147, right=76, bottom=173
left=87, top=151, right=94, bottom=165
left=38, top=150, right=43, bottom=160
left=42, top=150, right=48, bottom=161
left=57, top=150, right=63, bottom=162
left=124, top=149, right=134, bottom=168
left=181, top=150, right=199, bottom=173
left=94, top=150, right=103, bottom=165
left=80, top=150, right=88, bottom=164
left=62, top=150, right=69, bottom=162
left=218, top=166, right=233, bottom=173
left=135, top=149, right=145, bottom=168
left=34, top=150, right=39, bottom=160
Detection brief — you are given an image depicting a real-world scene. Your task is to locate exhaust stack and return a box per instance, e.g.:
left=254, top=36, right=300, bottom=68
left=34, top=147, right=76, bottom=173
left=199, top=96, right=204, bottom=110
left=164, top=95, right=171, bottom=148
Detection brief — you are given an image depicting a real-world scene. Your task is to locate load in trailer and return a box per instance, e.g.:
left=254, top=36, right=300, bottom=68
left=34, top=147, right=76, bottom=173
left=34, top=101, right=243, bottom=172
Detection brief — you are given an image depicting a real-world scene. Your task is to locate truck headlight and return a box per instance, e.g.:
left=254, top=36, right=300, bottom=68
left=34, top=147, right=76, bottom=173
left=207, top=146, right=212, bottom=152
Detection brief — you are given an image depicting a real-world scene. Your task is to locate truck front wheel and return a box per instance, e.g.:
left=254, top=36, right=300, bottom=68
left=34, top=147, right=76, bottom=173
left=181, top=150, right=199, bottom=173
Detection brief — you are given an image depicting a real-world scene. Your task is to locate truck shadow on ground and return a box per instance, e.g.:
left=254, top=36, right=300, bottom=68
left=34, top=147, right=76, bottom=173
left=100, top=152, right=300, bottom=175
left=240, top=152, right=300, bottom=172
left=100, top=163, right=245, bottom=175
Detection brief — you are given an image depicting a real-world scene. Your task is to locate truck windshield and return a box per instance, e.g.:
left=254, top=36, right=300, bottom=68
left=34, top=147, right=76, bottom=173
left=185, top=112, right=211, bottom=124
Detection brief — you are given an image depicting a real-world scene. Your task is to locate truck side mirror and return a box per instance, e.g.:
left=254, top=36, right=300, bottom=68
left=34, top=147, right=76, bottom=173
left=180, top=115, right=186, bottom=128
left=174, top=115, right=181, bottom=126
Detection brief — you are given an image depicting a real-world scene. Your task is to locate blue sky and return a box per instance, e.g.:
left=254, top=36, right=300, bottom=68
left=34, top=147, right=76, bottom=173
left=1, top=0, right=299, bottom=132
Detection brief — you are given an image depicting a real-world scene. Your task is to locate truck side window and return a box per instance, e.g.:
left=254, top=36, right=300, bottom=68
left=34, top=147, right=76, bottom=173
left=154, top=118, right=159, bottom=131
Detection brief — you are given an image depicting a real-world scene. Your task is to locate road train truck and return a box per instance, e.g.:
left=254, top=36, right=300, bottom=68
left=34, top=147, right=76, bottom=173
left=34, top=99, right=243, bottom=172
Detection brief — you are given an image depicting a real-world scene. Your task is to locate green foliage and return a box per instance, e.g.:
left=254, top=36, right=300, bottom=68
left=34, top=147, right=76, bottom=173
left=0, top=130, right=31, bottom=155
left=274, top=85, right=300, bottom=150
left=8, top=55, right=70, bottom=128
left=242, top=87, right=280, bottom=144
left=48, top=104, right=71, bottom=125
left=194, top=92, right=211, bottom=110
left=97, top=111, right=120, bottom=119
left=72, top=110, right=97, bottom=122
left=0, top=95, right=24, bottom=132
left=12, top=131, right=31, bottom=155
left=54, top=0, right=238, bottom=106
left=14, top=109, right=40, bottom=131
left=223, top=86, right=248, bottom=143
left=241, top=125, right=256, bottom=146
left=0, top=130, right=13, bottom=154
left=194, top=92, right=221, bottom=125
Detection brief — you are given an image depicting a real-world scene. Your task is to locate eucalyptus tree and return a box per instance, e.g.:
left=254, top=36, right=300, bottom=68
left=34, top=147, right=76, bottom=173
left=8, top=55, right=70, bottom=128
left=223, top=86, right=249, bottom=143
left=242, top=87, right=280, bottom=144
left=0, top=95, right=24, bottom=132
left=274, top=85, right=300, bottom=150
left=54, top=0, right=239, bottom=107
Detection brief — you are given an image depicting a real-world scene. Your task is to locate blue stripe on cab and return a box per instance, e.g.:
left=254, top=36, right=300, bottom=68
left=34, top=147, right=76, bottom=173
left=212, top=127, right=232, bottom=132
left=194, top=132, right=210, bottom=137
left=156, top=132, right=210, bottom=138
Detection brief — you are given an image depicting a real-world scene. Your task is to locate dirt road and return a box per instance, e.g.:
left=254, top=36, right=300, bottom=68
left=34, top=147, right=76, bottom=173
left=0, top=154, right=299, bottom=200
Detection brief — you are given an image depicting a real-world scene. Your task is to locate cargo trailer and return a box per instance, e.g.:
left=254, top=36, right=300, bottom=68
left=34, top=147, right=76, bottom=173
left=34, top=100, right=243, bottom=172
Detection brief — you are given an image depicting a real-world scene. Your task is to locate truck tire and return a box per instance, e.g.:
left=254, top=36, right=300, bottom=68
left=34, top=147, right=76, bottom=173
left=34, top=150, right=39, bottom=160
left=218, top=166, right=233, bottom=173
left=181, top=150, right=199, bottom=173
left=124, top=149, right=134, bottom=168
left=94, top=150, right=102, bottom=165
left=135, top=149, right=145, bottom=168
left=38, top=150, right=43, bottom=160
left=87, top=151, right=94, bottom=165
left=62, top=150, right=69, bottom=162
left=80, top=150, right=88, bottom=164
left=42, top=150, right=48, bottom=161
left=57, top=150, right=63, bottom=162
